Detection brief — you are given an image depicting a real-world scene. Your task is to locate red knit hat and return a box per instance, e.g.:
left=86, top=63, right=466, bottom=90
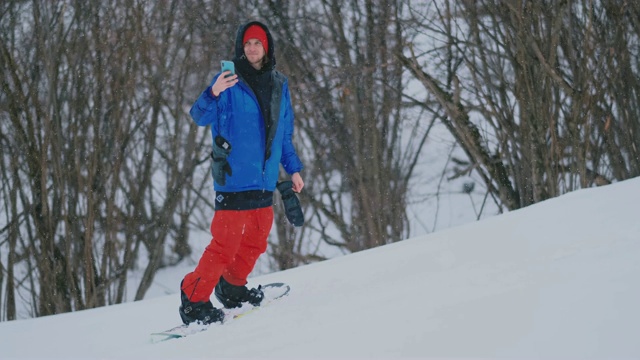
left=243, top=24, right=269, bottom=54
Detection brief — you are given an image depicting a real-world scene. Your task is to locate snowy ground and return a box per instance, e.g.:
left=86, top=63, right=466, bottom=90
left=1, top=177, right=639, bottom=358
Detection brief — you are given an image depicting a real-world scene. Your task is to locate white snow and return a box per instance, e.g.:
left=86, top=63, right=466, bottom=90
left=1, top=177, right=639, bottom=358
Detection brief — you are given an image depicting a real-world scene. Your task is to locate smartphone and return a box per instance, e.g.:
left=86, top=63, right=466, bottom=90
left=221, top=60, right=235, bottom=77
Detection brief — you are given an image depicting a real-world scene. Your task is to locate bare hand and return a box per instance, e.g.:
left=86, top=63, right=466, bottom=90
left=211, top=72, right=238, bottom=97
left=291, top=172, right=304, bottom=193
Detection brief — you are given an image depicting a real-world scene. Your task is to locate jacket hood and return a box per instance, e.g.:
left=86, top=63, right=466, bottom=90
left=234, top=21, right=276, bottom=68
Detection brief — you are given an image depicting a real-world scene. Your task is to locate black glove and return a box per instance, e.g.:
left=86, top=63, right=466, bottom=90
left=276, top=180, right=304, bottom=227
left=211, top=135, right=232, bottom=186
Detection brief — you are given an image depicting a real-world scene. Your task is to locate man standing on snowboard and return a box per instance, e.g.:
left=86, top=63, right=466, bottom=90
left=179, top=20, right=304, bottom=325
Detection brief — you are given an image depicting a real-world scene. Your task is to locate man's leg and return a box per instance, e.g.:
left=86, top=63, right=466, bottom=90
left=222, top=207, right=274, bottom=286
left=181, top=210, right=248, bottom=302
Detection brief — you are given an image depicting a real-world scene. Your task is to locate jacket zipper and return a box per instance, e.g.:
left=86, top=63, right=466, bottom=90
left=238, top=80, right=268, bottom=184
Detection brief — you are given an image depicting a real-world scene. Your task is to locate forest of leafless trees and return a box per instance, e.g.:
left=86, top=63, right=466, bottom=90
left=1, top=0, right=638, bottom=320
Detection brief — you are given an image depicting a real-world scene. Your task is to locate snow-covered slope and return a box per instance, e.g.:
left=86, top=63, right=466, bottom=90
left=1, top=178, right=639, bottom=358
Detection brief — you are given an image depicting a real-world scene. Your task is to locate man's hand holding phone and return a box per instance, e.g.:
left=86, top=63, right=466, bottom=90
left=211, top=61, right=238, bottom=97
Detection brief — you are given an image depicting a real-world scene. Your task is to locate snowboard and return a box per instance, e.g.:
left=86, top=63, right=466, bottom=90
left=151, top=282, right=290, bottom=343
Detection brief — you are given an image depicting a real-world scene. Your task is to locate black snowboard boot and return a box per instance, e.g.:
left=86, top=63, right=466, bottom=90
left=214, top=276, right=264, bottom=309
left=179, top=288, right=225, bottom=325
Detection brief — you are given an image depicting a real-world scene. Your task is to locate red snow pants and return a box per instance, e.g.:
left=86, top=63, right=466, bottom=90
left=181, top=207, right=273, bottom=303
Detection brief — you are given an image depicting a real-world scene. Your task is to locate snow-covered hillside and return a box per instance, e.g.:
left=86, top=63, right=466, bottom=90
left=1, top=178, right=639, bottom=358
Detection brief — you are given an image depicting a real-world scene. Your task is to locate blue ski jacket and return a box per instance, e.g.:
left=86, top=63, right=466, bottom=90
left=189, top=22, right=303, bottom=194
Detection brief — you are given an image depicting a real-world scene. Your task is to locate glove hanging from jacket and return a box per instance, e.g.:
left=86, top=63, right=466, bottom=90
left=276, top=180, right=304, bottom=227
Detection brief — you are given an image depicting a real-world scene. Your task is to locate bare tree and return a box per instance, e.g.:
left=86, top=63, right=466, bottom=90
left=0, top=1, right=241, bottom=318
left=250, top=0, right=434, bottom=262
left=399, top=0, right=639, bottom=212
